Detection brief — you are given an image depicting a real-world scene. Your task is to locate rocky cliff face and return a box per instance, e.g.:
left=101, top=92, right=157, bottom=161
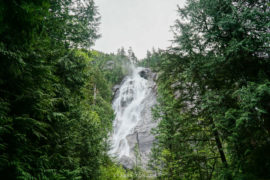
left=109, top=67, right=157, bottom=169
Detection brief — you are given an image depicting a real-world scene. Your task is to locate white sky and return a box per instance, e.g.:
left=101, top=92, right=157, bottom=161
left=93, top=0, right=186, bottom=59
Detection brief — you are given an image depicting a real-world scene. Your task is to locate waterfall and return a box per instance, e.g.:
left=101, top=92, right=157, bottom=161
left=109, top=66, right=157, bottom=168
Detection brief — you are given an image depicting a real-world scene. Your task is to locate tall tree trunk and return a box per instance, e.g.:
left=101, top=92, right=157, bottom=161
left=210, top=119, right=228, bottom=168
left=210, top=118, right=232, bottom=180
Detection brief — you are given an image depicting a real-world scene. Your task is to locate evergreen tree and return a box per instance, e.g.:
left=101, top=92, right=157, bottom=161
left=150, top=0, right=270, bottom=179
left=0, top=0, right=127, bottom=179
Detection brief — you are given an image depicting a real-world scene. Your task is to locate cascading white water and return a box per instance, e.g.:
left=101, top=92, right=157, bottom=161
left=109, top=66, right=156, bottom=166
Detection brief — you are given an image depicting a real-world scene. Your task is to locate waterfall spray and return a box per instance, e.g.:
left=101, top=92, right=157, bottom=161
left=109, top=66, right=157, bottom=168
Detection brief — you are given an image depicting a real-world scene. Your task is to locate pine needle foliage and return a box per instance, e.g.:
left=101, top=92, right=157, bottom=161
left=148, top=0, right=270, bottom=179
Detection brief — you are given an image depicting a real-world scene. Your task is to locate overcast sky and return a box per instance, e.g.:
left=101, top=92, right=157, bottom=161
left=93, top=0, right=186, bottom=59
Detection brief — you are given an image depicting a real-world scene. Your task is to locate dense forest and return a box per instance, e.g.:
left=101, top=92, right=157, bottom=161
left=0, top=0, right=132, bottom=179
left=142, top=0, right=270, bottom=179
left=0, top=0, right=270, bottom=180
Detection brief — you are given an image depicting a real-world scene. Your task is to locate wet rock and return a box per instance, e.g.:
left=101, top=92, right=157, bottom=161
left=119, top=155, right=134, bottom=169
left=113, top=85, right=120, bottom=95
left=139, top=70, right=147, bottom=79
left=139, top=68, right=152, bottom=80
left=110, top=67, right=158, bottom=169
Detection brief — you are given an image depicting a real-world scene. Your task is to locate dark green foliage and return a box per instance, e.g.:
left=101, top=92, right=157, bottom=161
left=149, top=0, right=270, bottom=179
left=46, top=0, right=100, bottom=48
left=0, top=0, right=124, bottom=179
left=137, top=49, right=163, bottom=71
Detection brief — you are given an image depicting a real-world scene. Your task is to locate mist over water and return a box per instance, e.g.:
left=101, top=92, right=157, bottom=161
left=109, top=66, right=157, bottom=167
